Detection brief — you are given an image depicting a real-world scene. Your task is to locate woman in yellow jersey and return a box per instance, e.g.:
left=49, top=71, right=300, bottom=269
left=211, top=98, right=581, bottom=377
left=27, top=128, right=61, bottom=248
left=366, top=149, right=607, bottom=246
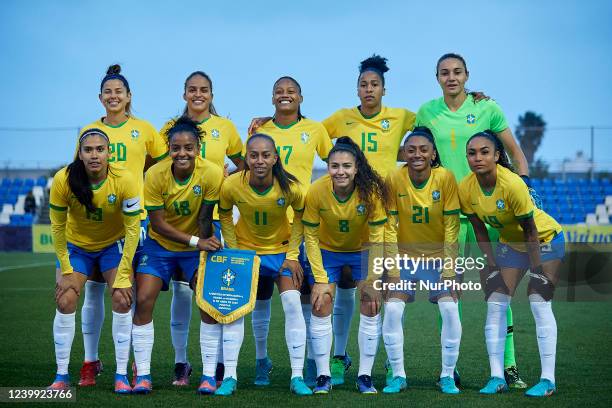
left=48, top=129, right=141, bottom=393
left=245, top=76, right=333, bottom=387
left=130, top=117, right=224, bottom=395
left=416, top=53, right=534, bottom=388
left=302, top=137, right=389, bottom=394
left=77, top=64, right=168, bottom=387
left=219, top=133, right=312, bottom=396
left=159, top=71, right=245, bottom=385
left=459, top=131, right=564, bottom=397
left=383, top=127, right=462, bottom=395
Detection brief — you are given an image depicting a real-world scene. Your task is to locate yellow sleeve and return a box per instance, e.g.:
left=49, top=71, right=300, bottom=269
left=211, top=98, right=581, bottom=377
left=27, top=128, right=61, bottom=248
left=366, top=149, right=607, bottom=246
left=442, top=213, right=460, bottom=278
left=218, top=182, right=238, bottom=248
left=143, top=169, right=164, bottom=211
left=286, top=187, right=305, bottom=261
left=321, top=110, right=341, bottom=139
left=508, top=180, right=535, bottom=220
left=203, top=163, right=223, bottom=205
left=49, top=172, right=72, bottom=274
left=316, top=125, right=333, bottom=161
left=458, top=181, right=474, bottom=216
left=301, top=188, right=326, bottom=282
left=113, top=175, right=141, bottom=288
left=368, top=197, right=388, bottom=226
left=365, top=222, right=388, bottom=283
left=402, top=109, right=416, bottom=134
left=146, top=122, right=168, bottom=161
left=225, top=120, right=244, bottom=159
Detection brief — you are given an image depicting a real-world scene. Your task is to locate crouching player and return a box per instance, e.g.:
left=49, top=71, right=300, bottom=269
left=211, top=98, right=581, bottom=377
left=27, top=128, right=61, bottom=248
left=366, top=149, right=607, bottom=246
left=302, top=137, right=390, bottom=394
left=383, top=127, right=462, bottom=394
left=131, top=117, right=223, bottom=394
left=49, top=128, right=141, bottom=392
left=459, top=131, right=564, bottom=397
left=219, top=133, right=310, bottom=396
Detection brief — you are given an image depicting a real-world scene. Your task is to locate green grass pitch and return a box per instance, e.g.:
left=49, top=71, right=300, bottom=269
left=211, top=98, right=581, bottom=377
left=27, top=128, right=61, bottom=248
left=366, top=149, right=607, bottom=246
left=1, top=252, right=611, bottom=407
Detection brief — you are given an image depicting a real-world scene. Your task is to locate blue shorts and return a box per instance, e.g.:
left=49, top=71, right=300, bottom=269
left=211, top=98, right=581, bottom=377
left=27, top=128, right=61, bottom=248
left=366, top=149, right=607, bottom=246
left=259, top=253, right=293, bottom=279
left=306, top=249, right=366, bottom=285
left=399, top=261, right=451, bottom=303
left=136, top=238, right=199, bottom=291
left=56, top=241, right=122, bottom=277
left=496, top=232, right=565, bottom=269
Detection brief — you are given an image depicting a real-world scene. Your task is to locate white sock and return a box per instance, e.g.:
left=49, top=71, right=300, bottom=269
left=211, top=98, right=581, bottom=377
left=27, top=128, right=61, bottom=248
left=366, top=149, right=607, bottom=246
left=217, top=334, right=224, bottom=366
left=485, top=292, right=510, bottom=379
left=81, top=281, right=106, bottom=362
left=132, top=321, right=154, bottom=376
left=112, top=311, right=132, bottom=375
left=333, top=287, right=356, bottom=357
left=310, top=314, right=332, bottom=377
left=171, top=281, right=192, bottom=364
left=53, top=310, right=75, bottom=375
left=200, top=321, right=221, bottom=377
left=438, top=299, right=462, bottom=379
left=223, top=317, right=244, bottom=380
left=252, top=299, right=271, bottom=360
left=302, top=303, right=314, bottom=360
left=529, top=294, right=557, bottom=384
left=358, top=313, right=381, bottom=376
left=280, top=290, right=306, bottom=378
left=382, top=300, right=405, bottom=378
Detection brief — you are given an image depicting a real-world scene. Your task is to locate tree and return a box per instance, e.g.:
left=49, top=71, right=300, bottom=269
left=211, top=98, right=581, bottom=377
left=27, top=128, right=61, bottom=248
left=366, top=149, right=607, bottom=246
left=515, top=111, right=546, bottom=164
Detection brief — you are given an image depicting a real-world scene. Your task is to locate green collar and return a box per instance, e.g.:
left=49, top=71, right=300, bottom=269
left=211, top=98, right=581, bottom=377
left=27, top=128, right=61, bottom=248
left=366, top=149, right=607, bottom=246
left=90, top=177, right=107, bottom=190
left=357, top=106, right=381, bottom=119
left=103, top=117, right=129, bottom=128
left=332, top=187, right=354, bottom=204
left=250, top=183, right=273, bottom=196
left=273, top=119, right=299, bottom=129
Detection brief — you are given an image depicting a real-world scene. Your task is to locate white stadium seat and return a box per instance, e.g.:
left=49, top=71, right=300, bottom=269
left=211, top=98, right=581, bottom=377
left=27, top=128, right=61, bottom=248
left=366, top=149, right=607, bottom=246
left=597, top=214, right=610, bottom=225
left=1, top=203, right=13, bottom=215
left=605, top=196, right=612, bottom=206
left=0, top=213, right=9, bottom=225
left=46, top=177, right=53, bottom=190
left=585, top=214, right=598, bottom=225
left=595, top=204, right=608, bottom=217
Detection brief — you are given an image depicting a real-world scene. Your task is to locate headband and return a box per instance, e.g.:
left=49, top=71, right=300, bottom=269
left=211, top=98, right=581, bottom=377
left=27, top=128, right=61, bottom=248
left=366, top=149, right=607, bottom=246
left=100, top=73, right=130, bottom=93
left=79, top=128, right=110, bottom=145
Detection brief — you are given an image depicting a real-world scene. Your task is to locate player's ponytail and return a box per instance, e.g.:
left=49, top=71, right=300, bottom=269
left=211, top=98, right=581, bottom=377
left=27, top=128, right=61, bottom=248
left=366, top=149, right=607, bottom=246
left=182, top=71, right=219, bottom=117
left=329, top=136, right=390, bottom=215
left=358, top=54, right=389, bottom=86
left=244, top=133, right=299, bottom=195
left=100, top=64, right=132, bottom=115
left=67, top=128, right=110, bottom=213
left=402, top=126, right=443, bottom=168
left=272, top=76, right=305, bottom=120
left=468, top=130, right=515, bottom=172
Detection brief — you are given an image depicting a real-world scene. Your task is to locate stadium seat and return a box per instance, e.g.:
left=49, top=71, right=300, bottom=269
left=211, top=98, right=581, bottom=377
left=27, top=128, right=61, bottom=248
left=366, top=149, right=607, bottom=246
left=1, top=179, right=11, bottom=187
left=24, top=178, right=35, bottom=187
left=1, top=203, right=13, bottom=215
left=586, top=214, right=598, bottom=225
left=46, top=178, right=53, bottom=190
left=36, top=176, right=48, bottom=187
left=11, top=178, right=23, bottom=187
left=0, top=213, right=9, bottom=225
left=19, top=186, right=31, bottom=195
left=21, top=213, right=34, bottom=225
left=597, top=214, right=610, bottom=225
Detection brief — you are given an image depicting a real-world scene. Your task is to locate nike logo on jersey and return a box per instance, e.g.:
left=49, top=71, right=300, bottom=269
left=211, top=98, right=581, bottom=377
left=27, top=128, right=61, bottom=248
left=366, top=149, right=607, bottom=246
left=127, top=201, right=138, bottom=208
left=237, top=200, right=247, bottom=204
left=320, top=208, right=329, bottom=212
left=345, top=121, right=356, bottom=125
left=398, top=193, right=408, bottom=197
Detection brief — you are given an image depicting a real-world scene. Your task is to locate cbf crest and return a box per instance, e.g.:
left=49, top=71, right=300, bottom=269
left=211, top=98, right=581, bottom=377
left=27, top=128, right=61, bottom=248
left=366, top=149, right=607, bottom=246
left=193, top=185, right=202, bottom=196
left=300, top=132, right=310, bottom=144
left=222, top=268, right=236, bottom=287
left=466, top=114, right=476, bottom=125
left=432, top=190, right=441, bottom=202
left=107, top=193, right=117, bottom=204
left=277, top=197, right=286, bottom=207
left=496, top=199, right=506, bottom=210
left=130, top=129, right=140, bottom=140
left=211, top=129, right=220, bottom=139
left=356, top=203, right=366, bottom=216
left=381, top=119, right=390, bottom=132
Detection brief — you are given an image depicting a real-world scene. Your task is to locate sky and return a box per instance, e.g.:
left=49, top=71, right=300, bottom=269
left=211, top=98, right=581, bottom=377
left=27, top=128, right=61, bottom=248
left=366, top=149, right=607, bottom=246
left=1, top=0, right=611, bottom=170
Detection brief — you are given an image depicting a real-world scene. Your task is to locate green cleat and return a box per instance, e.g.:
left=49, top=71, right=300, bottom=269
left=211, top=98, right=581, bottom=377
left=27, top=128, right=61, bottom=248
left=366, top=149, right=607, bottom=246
left=382, top=376, right=407, bottom=394
left=330, top=354, right=352, bottom=386
left=504, top=366, right=527, bottom=389
left=290, top=377, right=313, bottom=396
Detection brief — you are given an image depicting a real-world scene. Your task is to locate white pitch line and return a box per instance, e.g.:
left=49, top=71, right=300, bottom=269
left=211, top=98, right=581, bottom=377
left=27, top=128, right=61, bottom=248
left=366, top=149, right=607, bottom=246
left=0, top=261, right=54, bottom=272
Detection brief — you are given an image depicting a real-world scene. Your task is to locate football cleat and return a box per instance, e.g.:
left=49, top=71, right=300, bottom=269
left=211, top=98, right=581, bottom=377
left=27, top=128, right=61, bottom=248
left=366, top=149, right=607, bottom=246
left=132, top=374, right=153, bottom=394
left=479, top=377, right=508, bottom=394
left=254, top=357, right=273, bottom=386
left=331, top=354, right=352, bottom=386
left=290, top=377, right=313, bottom=396
left=172, top=362, right=192, bottom=386
left=383, top=376, right=407, bottom=394
left=215, top=377, right=237, bottom=396
left=525, top=379, right=556, bottom=397
left=48, top=374, right=70, bottom=390
left=78, top=360, right=103, bottom=386
left=438, top=376, right=460, bottom=394
left=504, top=366, right=527, bottom=389
left=197, top=375, right=217, bottom=395
left=313, top=375, right=332, bottom=394
left=356, top=375, right=377, bottom=394
left=114, top=373, right=132, bottom=394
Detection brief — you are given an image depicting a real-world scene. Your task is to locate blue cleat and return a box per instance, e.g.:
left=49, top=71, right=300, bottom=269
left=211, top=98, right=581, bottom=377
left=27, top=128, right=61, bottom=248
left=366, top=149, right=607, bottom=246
left=215, top=377, right=237, bottom=396
left=48, top=374, right=70, bottom=390
left=132, top=374, right=153, bottom=394
left=479, top=377, right=508, bottom=394
left=197, top=375, right=217, bottom=394
left=290, top=377, right=313, bottom=396
left=305, top=358, right=317, bottom=388
left=114, top=373, right=132, bottom=394
left=356, top=375, right=377, bottom=394
left=254, top=357, right=273, bottom=386
left=525, top=378, right=556, bottom=397
left=313, top=375, right=332, bottom=394
left=331, top=354, right=352, bottom=386
left=383, top=376, right=407, bottom=394
left=438, top=376, right=460, bottom=394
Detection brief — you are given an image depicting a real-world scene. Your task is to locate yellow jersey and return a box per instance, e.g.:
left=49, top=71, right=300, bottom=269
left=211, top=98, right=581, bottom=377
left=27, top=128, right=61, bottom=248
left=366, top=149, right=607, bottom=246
left=218, top=172, right=304, bottom=259
left=322, top=106, right=416, bottom=178
left=459, top=165, right=562, bottom=251
left=49, top=165, right=141, bottom=287
left=144, top=156, right=223, bottom=251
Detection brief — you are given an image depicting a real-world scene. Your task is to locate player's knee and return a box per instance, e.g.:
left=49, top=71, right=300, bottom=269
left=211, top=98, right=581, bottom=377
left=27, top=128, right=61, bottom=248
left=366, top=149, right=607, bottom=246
left=359, top=300, right=379, bottom=317
left=56, top=293, right=77, bottom=314
left=483, top=268, right=509, bottom=300
left=111, top=290, right=131, bottom=313
left=527, top=269, right=555, bottom=301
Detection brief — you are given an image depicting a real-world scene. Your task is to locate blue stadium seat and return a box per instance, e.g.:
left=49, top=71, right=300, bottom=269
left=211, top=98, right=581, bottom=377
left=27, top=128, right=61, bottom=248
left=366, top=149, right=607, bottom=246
left=604, top=185, right=612, bottom=195
left=19, top=186, right=31, bottom=195
left=9, top=214, right=21, bottom=225
left=8, top=187, right=20, bottom=196
left=21, top=213, right=34, bottom=225
left=36, top=176, right=47, bottom=187
left=24, top=179, right=35, bottom=187
left=11, top=178, right=23, bottom=187
left=6, top=194, right=18, bottom=205
left=542, top=178, right=554, bottom=186
left=1, top=179, right=10, bottom=187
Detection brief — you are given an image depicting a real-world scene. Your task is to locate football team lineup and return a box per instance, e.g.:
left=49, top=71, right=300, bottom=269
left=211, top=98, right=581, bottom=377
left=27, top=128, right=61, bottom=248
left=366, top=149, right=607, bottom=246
left=45, top=52, right=564, bottom=400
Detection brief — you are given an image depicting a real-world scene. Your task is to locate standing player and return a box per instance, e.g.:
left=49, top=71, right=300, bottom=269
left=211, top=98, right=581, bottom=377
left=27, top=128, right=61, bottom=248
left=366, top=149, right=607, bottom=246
left=459, top=131, right=563, bottom=397
left=77, top=64, right=168, bottom=387
left=219, top=134, right=311, bottom=396
left=245, top=76, right=333, bottom=387
left=302, top=137, right=389, bottom=394
left=383, top=127, right=462, bottom=394
left=416, top=53, right=530, bottom=388
left=158, top=71, right=244, bottom=385
left=130, top=117, right=225, bottom=394
left=48, top=129, right=141, bottom=393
